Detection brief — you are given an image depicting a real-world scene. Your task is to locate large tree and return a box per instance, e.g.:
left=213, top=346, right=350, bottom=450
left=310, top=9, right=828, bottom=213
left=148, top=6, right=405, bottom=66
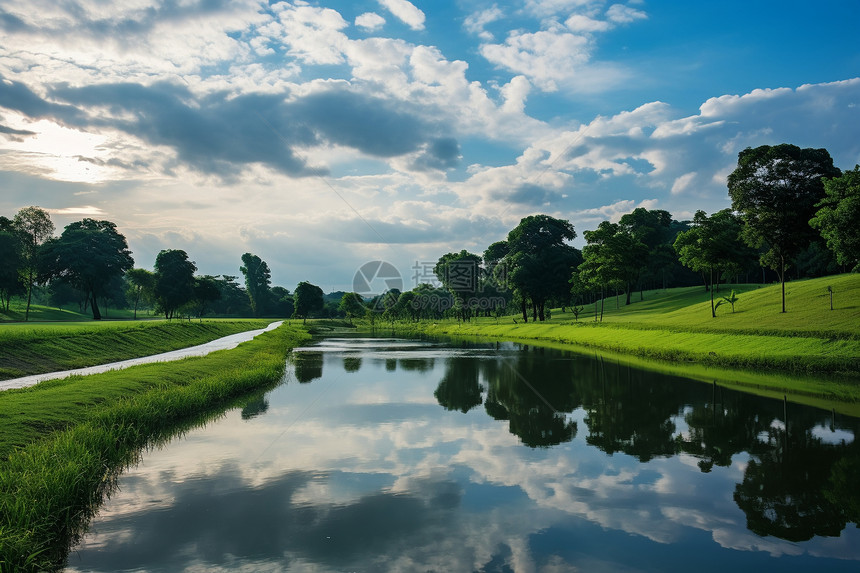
left=154, top=249, right=197, bottom=319
left=810, top=165, right=860, bottom=272
left=12, top=206, right=54, bottom=321
left=239, top=252, right=272, bottom=317
left=292, top=281, right=324, bottom=323
left=727, top=144, right=840, bottom=312
left=41, top=219, right=134, bottom=320
left=503, top=215, right=581, bottom=322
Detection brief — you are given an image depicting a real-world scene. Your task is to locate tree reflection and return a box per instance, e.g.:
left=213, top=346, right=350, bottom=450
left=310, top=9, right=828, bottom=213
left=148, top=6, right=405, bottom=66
left=478, top=346, right=579, bottom=447
left=293, top=352, right=323, bottom=383
left=434, top=358, right=483, bottom=413
left=733, top=408, right=860, bottom=542
left=431, top=341, right=860, bottom=542
left=343, top=356, right=362, bottom=372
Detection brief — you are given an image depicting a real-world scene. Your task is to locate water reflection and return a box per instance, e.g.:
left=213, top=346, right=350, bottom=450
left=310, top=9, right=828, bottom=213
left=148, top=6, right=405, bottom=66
left=67, top=336, right=860, bottom=572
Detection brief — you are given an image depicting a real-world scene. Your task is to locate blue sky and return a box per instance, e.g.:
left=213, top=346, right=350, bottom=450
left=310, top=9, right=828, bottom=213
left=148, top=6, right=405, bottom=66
left=1, top=0, right=858, bottom=292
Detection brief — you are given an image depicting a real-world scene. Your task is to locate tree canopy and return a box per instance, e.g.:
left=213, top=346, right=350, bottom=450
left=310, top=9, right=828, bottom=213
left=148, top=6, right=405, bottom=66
left=502, top=214, right=581, bottom=322
left=41, top=219, right=134, bottom=320
left=810, top=165, right=860, bottom=272
left=240, top=252, right=272, bottom=317
left=293, top=281, right=324, bottom=323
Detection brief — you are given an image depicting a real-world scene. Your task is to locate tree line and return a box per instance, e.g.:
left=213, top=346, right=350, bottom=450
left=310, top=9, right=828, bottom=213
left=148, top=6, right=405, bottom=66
left=346, top=143, right=858, bottom=323
left=0, top=212, right=305, bottom=321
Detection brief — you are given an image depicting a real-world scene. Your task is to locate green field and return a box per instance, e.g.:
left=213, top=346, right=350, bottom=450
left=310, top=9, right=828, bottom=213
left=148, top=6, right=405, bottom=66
left=0, top=323, right=311, bottom=571
left=0, top=319, right=277, bottom=380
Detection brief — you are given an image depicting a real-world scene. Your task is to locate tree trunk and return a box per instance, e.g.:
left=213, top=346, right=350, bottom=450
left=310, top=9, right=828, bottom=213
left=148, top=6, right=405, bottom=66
left=91, top=293, right=102, bottom=320
left=710, top=268, right=716, bottom=318
left=538, top=301, right=545, bottom=321
left=780, top=256, right=786, bottom=313
left=24, top=268, right=33, bottom=321
left=521, top=298, right=528, bottom=322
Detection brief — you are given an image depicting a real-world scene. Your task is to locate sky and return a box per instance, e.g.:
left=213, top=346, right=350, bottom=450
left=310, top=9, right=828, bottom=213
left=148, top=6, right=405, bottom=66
left=1, top=0, right=859, bottom=293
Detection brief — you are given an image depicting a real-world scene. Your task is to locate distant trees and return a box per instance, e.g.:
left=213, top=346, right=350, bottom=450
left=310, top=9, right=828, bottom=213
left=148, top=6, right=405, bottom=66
left=154, top=249, right=197, bottom=319
left=293, top=281, right=324, bottom=323
left=728, top=144, right=841, bottom=312
left=191, top=275, right=221, bottom=318
left=40, top=219, right=135, bottom=320
left=240, top=252, right=272, bottom=317
left=810, top=165, right=860, bottom=272
left=12, top=206, right=54, bottom=321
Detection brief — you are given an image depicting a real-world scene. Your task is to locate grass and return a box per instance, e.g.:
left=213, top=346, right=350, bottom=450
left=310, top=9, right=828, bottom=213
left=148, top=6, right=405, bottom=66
left=0, top=323, right=311, bottom=572
left=0, top=319, right=277, bottom=381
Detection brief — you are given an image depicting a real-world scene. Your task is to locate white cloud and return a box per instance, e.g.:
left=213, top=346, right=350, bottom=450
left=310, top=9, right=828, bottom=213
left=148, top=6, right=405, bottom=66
left=480, top=26, right=591, bottom=92
left=377, top=0, right=426, bottom=31
left=670, top=172, right=697, bottom=195
left=566, top=14, right=612, bottom=32
left=355, top=12, right=386, bottom=32
left=606, top=3, right=647, bottom=24
left=464, top=5, right=505, bottom=41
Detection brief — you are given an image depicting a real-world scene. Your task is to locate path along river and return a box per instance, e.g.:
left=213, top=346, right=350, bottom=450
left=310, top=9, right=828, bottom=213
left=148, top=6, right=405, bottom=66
left=0, top=321, right=284, bottom=392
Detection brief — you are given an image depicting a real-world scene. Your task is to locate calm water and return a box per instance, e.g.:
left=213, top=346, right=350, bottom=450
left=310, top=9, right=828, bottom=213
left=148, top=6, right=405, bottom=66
left=66, top=336, right=860, bottom=572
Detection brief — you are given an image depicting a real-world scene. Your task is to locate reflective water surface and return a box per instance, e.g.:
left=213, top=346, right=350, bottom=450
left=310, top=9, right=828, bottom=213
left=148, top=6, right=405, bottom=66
left=67, top=336, right=860, bottom=572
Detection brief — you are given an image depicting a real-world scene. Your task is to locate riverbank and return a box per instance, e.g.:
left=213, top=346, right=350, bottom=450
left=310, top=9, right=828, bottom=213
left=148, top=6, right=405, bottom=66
left=0, top=319, right=276, bottom=381
left=379, top=274, right=860, bottom=404
left=0, top=323, right=311, bottom=572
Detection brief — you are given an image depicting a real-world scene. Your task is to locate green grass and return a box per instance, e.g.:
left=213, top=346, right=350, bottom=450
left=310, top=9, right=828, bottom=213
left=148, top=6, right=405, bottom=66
left=0, top=319, right=276, bottom=380
left=0, top=323, right=311, bottom=572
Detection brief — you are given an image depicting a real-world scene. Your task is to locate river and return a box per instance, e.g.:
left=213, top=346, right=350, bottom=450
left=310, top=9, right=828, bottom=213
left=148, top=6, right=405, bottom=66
left=65, top=335, right=859, bottom=572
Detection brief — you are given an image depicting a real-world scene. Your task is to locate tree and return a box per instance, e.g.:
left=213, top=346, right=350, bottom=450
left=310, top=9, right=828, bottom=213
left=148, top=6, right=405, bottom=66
left=125, top=268, right=155, bottom=319
left=728, top=144, right=841, bottom=312
left=810, top=165, right=860, bottom=272
left=239, top=252, right=272, bottom=317
left=503, top=215, right=581, bottom=322
left=0, top=217, right=24, bottom=312
left=673, top=210, right=752, bottom=318
left=154, top=249, right=197, bottom=319
left=12, top=206, right=54, bottom=321
left=40, top=219, right=134, bottom=320
left=293, top=281, right=323, bottom=323
left=338, top=292, right=365, bottom=324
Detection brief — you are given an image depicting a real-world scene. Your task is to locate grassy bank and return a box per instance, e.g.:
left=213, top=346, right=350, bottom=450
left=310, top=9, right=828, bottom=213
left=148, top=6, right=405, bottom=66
left=0, top=319, right=277, bottom=381
left=383, top=274, right=860, bottom=402
left=0, top=323, right=311, bottom=572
